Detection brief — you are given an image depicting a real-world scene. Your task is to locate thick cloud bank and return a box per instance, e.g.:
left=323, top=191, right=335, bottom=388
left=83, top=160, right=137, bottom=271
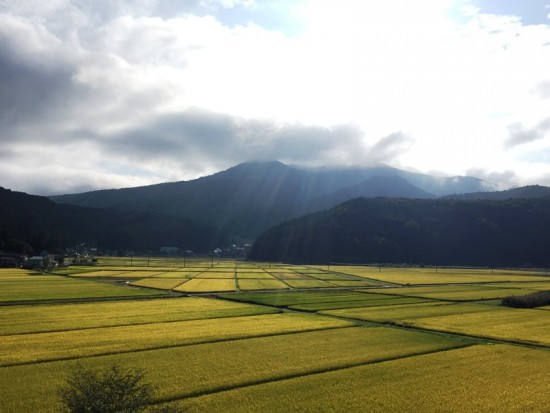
left=0, top=0, right=549, bottom=194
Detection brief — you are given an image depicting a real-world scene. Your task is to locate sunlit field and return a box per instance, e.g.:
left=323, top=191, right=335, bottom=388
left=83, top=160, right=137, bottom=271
left=1, top=259, right=549, bottom=412
left=0, top=269, right=161, bottom=302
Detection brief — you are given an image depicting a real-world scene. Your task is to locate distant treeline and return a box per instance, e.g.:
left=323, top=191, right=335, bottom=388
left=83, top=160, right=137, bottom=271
left=502, top=291, right=550, bottom=308
left=0, top=187, right=213, bottom=255
left=248, top=197, right=550, bottom=267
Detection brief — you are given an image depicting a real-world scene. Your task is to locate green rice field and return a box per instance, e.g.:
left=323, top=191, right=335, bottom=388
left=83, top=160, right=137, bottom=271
left=1, top=260, right=549, bottom=412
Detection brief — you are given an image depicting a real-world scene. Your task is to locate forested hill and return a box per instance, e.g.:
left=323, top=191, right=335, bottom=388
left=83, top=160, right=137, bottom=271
left=248, top=197, right=550, bottom=267
left=0, top=187, right=212, bottom=255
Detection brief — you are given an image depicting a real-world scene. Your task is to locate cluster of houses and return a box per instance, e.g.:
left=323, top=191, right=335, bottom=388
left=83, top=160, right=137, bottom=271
left=0, top=250, right=64, bottom=270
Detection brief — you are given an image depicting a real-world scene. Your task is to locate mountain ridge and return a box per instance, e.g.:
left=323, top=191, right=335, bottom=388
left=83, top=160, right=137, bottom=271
left=248, top=196, right=550, bottom=266
left=2, top=161, right=550, bottom=259
left=49, top=161, right=491, bottom=241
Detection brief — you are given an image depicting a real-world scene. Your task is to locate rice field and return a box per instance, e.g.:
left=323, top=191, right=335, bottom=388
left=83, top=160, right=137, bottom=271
left=174, top=279, right=236, bottom=292
left=364, top=285, right=541, bottom=301
left=2, top=262, right=550, bottom=412
left=236, top=271, right=275, bottom=279
left=1, top=313, right=353, bottom=367
left=0, top=327, right=471, bottom=412
left=0, top=297, right=279, bottom=335
left=180, top=344, right=550, bottom=413
left=403, top=307, right=550, bottom=346
left=330, top=266, right=550, bottom=285
left=130, top=278, right=187, bottom=290
left=322, top=301, right=498, bottom=323
left=195, top=271, right=236, bottom=279
left=0, top=270, right=161, bottom=302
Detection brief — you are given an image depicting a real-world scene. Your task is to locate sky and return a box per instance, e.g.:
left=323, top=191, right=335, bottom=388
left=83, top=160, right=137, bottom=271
left=1, top=0, right=549, bottom=195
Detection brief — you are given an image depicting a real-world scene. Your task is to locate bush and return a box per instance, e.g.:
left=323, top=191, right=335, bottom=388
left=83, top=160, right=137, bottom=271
left=502, top=290, right=550, bottom=308
left=59, top=364, right=184, bottom=413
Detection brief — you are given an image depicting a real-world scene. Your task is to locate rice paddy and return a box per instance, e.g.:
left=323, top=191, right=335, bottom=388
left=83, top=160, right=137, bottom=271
left=1, top=260, right=550, bottom=412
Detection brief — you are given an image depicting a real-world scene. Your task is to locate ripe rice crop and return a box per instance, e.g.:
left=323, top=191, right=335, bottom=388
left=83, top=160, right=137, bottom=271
left=174, top=279, right=236, bottom=292
left=331, top=266, right=550, bottom=284
left=365, top=285, right=540, bottom=301
left=323, top=302, right=497, bottom=323
left=152, top=271, right=200, bottom=278
left=234, top=267, right=263, bottom=272
left=327, top=280, right=382, bottom=287
left=0, top=326, right=468, bottom=413
left=0, top=297, right=278, bottom=336
left=404, top=306, right=550, bottom=346
left=0, top=269, right=39, bottom=278
left=306, top=271, right=367, bottom=281
left=67, top=270, right=134, bottom=277
left=485, top=282, right=550, bottom=290
left=236, top=272, right=275, bottom=279
left=87, top=266, right=177, bottom=272
left=181, top=344, right=550, bottom=413
left=195, top=272, right=235, bottom=279
left=0, top=274, right=159, bottom=302
left=289, top=297, right=429, bottom=312
left=238, top=279, right=289, bottom=291
left=0, top=313, right=352, bottom=366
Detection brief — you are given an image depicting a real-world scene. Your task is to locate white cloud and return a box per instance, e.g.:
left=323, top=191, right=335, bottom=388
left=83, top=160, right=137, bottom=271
left=0, top=0, right=549, bottom=194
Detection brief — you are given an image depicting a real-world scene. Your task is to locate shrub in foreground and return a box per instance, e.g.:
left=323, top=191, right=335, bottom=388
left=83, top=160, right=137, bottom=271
left=59, top=364, right=183, bottom=413
left=501, top=290, right=550, bottom=308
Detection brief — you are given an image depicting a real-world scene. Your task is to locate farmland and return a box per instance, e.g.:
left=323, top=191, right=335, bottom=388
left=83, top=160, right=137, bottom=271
left=1, top=259, right=549, bottom=411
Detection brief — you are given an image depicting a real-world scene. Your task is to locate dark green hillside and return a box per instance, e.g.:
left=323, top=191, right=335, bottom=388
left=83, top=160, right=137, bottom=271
left=248, top=197, right=550, bottom=267
left=0, top=187, right=212, bottom=255
left=50, top=161, right=489, bottom=241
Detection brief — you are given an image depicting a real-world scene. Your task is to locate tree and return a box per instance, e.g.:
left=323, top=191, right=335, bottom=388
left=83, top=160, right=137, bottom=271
left=59, top=364, right=184, bottom=413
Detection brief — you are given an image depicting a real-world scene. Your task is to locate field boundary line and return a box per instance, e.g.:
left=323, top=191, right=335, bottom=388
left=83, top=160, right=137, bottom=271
left=152, top=342, right=476, bottom=405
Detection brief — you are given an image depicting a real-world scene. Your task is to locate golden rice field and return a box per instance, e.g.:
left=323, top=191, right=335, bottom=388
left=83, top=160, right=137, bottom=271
left=0, top=297, right=278, bottom=335
left=130, top=278, right=187, bottom=290
left=403, top=307, right=550, bottom=346
left=0, top=269, right=160, bottom=302
left=0, top=313, right=351, bottom=366
left=195, top=271, right=235, bottom=279
left=1, top=261, right=550, bottom=412
left=322, top=301, right=498, bottom=323
left=180, top=345, right=550, bottom=413
left=0, top=327, right=469, bottom=413
left=174, top=278, right=236, bottom=292
left=236, top=271, right=275, bottom=279
left=364, top=285, right=541, bottom=301
left=327, top=266, right=550, bottom=285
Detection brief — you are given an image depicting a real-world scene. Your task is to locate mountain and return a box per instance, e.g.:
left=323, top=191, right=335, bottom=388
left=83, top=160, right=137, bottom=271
left=443, top=185, right=550, bottom=200
left=50, top=161, right=490, bottom=242
left=248, top=196, right=550, bottom=267
left=313, top=175, right=435, bottom=210
left=0, top=187, right=212, bottom=255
